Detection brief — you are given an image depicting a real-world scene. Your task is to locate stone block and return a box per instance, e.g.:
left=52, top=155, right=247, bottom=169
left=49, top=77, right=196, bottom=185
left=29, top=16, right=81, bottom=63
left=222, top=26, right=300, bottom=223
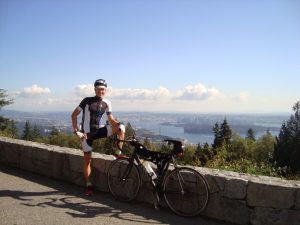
left=51, top=150, right=66, bottom=180
left=247, top=180, right=296, bottom=209
left=295, top=188, right=300, bottom=210
left=19, top=146, right=36, bottom=172
left=92, top=156, right=110, bottom=174
left=62, top=154, right=71, bottom=180
left=1, top=142, right=22, bottom=167
left=35, top=159, right=51, bottom=177
left=0, top=141, right=10, bottom=163
left=69, top=171, right=84, bottom=186
left=91, top=155, right=113, bottom=192
left=224, top=178, right=247, bottom=200
left=204, top=195, right=250, bottom=225
left=67, top=153, right=83, bottom=173
left=92, top=170, right=108, bottom=192
left=204, top=172, right=226, bottom=195
left=250, top=207, right=300, bottom=225
left=0, top=141, right=6, bottom=163
left=35, top=146, right=52, bottom=163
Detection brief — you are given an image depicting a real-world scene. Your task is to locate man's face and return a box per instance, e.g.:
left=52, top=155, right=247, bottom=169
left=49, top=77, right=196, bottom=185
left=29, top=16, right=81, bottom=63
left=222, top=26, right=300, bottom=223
left=95, top=87, right=106, bottom=98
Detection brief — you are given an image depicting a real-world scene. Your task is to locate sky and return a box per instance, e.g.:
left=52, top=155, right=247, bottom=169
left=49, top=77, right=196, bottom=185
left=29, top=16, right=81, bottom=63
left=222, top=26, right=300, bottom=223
left=0, top=0, right=299, bottom=113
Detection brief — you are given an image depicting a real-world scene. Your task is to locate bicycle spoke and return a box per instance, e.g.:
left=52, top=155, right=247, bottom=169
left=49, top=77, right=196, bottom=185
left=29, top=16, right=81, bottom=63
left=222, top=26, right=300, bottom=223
left=163, top=167, right=209, bottom=217
left=107, top=158, right=141, bottom=202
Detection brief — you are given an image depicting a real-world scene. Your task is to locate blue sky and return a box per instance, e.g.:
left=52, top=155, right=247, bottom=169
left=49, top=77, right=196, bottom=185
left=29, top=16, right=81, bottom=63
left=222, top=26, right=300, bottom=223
left=0, top=0, right=299, bottom=113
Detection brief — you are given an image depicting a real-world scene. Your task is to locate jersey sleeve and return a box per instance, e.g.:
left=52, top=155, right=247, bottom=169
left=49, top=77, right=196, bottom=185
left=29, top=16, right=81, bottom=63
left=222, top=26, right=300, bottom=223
left=78, top=98, right=87, bottom=111
left=104, top=98, right=112, bottom=115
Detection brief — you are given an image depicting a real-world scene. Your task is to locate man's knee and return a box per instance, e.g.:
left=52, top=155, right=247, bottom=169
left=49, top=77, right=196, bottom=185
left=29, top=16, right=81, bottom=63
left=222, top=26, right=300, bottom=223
left=111, top=123, right=126, bottom=136
left=118, top=124, right=126, bottom=134
left=82, top=139, right=93, bottom=152
left=83, top=152, right=92, bottom=164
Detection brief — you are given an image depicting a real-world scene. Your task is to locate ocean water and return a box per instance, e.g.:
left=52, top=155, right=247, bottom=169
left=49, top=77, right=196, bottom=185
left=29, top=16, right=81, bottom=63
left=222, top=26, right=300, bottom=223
left=129, top=120, right=280, bottom=145
left=131, top=120, right=216, bottom=144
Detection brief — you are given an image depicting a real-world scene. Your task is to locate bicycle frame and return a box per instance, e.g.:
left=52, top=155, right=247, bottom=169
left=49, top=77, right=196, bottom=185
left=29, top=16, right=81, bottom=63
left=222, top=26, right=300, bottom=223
left=109, top=137, right=210, bottom=216
left=127, top=145, right=181, bottom=202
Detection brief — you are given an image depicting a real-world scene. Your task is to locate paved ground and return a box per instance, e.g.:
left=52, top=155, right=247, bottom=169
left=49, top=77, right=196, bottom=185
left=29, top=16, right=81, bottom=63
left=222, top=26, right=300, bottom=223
left=0, top=164, right=233, bottom=225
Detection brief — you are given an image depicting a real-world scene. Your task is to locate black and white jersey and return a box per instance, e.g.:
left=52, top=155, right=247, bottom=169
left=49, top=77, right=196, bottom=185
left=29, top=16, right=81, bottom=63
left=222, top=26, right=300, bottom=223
left=77, top=96, right=112, bottom=133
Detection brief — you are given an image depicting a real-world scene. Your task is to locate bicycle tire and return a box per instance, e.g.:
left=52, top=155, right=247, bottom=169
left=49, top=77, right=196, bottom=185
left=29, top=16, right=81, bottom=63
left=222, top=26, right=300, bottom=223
left=163, top=167, right=210, bottom=217
left=107, top=158, right=141, bottom=202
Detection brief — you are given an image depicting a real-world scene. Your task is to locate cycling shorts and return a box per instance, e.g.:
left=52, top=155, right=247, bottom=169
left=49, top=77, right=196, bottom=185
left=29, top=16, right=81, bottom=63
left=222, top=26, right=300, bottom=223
left=81, top=124, right=125, bottom=153
left=82, top=125, right=112, bottom=153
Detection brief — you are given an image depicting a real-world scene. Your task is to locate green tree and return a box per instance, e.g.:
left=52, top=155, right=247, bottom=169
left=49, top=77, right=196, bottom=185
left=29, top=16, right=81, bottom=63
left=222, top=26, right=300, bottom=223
left=50, top=126, right=59, bottom=136
left=246, top=128, right=256, bottom=142
left=253, top=131, right=275, bottom=162
left=213, top=118, right=232, bottom=149
left=220, top=118, right=232, bottom=146
left=193, top=142, right=214, bottom=166
left=7, top=120, right=18, bottom=138
left=274, top=101, right=300, bottom=172
left=212, top=123, right=222, bottom=149
left=0, top=119, right=19, bottom=138
left=125, top=122, right=136, bottom=137
left=33, top=125, right=43, bottom=141
left=0, top=89, right=13, bottom=110
left=22, top=121, right=34, bottom=141
left=0, top=89, right=14, bottom=134
left=177, top=145, right=195, bottom=165
left=229, top=133, right=251, bottom=160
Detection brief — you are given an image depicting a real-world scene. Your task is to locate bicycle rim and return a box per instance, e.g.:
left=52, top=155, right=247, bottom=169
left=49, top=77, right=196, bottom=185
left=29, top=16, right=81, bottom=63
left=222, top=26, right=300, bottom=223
left=107, top=158, right=141, bottom=202
left=163, top=167, right=209, bottom=217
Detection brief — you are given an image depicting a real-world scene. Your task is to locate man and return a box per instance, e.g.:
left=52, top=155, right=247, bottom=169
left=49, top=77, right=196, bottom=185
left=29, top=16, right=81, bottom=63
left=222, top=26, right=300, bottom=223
left=71, top=79, right=125, bottom=196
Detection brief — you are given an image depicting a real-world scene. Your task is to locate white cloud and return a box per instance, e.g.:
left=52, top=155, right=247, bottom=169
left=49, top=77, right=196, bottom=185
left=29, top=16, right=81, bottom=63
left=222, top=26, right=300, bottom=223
left=232, top=91, right=249, bottom=102
left=108, top=86, right=171, bottom=100
left=8, top=82, right=253, bottom=112
left=174, top=83, right=223, bottom=100
left=75, top=84, right=94, bottom=97
left=18, top=84, right=51, bottom=97
left=74, top=82, right=228, bottom=102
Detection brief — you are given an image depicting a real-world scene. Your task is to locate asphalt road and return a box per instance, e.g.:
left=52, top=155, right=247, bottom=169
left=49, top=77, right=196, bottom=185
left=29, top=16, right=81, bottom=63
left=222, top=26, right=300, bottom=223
left=0, top=164, right=232, bottom=225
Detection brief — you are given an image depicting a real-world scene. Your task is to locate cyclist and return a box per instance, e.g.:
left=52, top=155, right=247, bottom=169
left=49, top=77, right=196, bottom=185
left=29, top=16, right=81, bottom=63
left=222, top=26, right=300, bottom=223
left=71, top=79, right=125, bottom=196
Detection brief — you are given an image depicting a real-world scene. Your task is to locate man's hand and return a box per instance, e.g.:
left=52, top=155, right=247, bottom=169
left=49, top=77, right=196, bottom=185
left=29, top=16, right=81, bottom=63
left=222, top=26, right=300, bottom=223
left=75, top=131, right=86, bottom=139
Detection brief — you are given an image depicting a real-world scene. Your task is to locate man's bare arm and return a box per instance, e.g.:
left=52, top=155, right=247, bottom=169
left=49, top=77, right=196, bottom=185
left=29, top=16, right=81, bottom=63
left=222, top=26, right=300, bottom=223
left=71, top=107, right=81, bottom=132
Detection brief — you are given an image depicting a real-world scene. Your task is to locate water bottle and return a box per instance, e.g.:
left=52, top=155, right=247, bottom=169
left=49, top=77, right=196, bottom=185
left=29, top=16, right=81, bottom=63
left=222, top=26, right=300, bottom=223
left=142, top=161, right=157, bottom=180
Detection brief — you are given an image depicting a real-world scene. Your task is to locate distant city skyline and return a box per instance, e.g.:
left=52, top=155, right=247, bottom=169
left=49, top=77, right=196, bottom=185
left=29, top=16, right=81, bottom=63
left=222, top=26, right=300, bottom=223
left=1, top=1, right=299, bottom=113
left=0, top=110, right=287, bottom=144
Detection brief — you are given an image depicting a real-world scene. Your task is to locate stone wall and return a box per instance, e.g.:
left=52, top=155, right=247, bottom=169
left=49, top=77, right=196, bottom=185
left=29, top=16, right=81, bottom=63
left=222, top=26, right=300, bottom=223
left=0, top=136, right=299, bottom=225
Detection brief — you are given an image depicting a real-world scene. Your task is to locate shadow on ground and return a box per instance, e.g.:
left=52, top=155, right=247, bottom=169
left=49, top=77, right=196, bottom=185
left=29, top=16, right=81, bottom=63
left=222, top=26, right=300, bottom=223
left=0, top=164, right=232, bottom=225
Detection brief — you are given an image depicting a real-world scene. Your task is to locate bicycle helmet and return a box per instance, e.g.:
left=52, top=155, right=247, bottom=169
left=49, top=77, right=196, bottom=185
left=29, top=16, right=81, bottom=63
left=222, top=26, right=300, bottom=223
left=94, top=79, right=107, bottom=88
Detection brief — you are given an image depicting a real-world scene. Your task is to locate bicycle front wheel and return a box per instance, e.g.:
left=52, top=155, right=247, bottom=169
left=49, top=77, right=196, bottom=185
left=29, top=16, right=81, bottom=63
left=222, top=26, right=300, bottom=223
left=163, top=167, right=209, bottom=217
left=107, top=158, right=141, bottom=202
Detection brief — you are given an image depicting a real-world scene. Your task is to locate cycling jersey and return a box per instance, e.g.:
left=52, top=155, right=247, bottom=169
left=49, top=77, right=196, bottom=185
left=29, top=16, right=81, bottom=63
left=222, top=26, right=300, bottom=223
left=77, top=96, right=112, bottom=133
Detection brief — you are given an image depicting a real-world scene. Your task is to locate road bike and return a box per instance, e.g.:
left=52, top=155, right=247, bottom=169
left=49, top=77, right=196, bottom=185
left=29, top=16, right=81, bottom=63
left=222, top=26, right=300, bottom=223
left=107, top=136, right=210, bottom=217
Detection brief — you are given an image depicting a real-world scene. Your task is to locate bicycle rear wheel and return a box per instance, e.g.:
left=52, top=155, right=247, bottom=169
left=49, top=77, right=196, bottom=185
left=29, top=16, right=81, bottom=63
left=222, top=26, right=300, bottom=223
left=107, top=158, right=141, bottom=202
left=163, top=167, right=209, bottom=217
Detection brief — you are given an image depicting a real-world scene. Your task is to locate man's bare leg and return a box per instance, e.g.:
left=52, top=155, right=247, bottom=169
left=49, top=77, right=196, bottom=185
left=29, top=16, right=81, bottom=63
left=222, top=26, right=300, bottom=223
left=83, top=152, right=93, bottom=195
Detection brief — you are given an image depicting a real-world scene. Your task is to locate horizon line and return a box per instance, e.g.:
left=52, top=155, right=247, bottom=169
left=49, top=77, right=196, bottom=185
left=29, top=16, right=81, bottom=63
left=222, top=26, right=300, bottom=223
left=1, top=108, right=291, bottom=116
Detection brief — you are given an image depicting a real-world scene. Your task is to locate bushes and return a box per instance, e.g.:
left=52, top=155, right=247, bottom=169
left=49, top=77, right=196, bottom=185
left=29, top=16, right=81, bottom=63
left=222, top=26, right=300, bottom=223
left=48, top=133, right=81, bottom=149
